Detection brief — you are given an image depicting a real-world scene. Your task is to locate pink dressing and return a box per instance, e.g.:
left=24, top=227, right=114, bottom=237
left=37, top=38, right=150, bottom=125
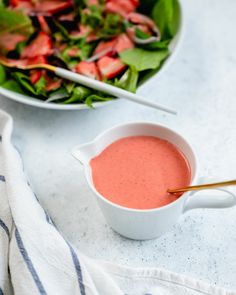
left=90, top=136, right=191, bottom=210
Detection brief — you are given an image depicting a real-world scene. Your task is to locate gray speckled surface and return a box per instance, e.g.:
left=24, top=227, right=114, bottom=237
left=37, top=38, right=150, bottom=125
left=1, top=0, right=236, bottom=291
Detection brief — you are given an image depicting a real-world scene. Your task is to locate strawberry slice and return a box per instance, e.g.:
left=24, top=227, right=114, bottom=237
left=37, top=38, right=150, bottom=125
left=114, top=33, right=134, bottom=53
left=0, top=33, right=27, bottom=52
left=87, top=0, right=99, bottom=6
left=37, top=15, right=50, bottom=34
left=45, top=79, right=62, bottom=91
left=21, top=32, right=53, bottom=59
left=75, top=61, right=100, bottom=80
left=97, top=56, right=126, bottom=79
left=93, top=34, right=133, bottom=59
left=30, top=70, right=42, bottom=84
left=105, top=0, right=139, bottom=17
left=36, top=1, right=73, bottom=14
left=94, top=39, right=117, bottom=56
left=27, top=56, right=47, bottom=65
left=10, top=0, right=73, bottom=14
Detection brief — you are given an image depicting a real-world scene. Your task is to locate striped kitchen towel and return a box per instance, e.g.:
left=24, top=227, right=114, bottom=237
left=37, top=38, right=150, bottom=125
left=0, top=109, right=234, bottom=295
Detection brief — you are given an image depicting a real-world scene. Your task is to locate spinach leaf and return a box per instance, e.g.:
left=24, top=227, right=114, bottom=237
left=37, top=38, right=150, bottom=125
left=63, top=86, right=92, bottom=104
left=152, top=0, right=180, bottom=40
left=85, top=95, right=112, bottom=108
left=0, top=65, right=6, bottom=85
left=12, top=72, right=37, bottom=95
left=114, top=66, right=139, bottom=93
left=119, top=48, right=168, bottom=71
left=1, top=80, right=24, bottom=94
left=99, top=13, right=124, bottom=37
left=0, top=7, right=33, bottom=36
left=34, top=76, right=46, bottom=95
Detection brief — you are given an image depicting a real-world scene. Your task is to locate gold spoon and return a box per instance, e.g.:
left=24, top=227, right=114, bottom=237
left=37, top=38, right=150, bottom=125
left=168, top=179, right=236, bottom=194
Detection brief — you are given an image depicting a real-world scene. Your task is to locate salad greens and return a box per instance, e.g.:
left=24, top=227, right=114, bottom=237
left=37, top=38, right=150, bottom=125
left=0, top=0, right=180, bottom=107
left=119, top=48, right=169, bottom=71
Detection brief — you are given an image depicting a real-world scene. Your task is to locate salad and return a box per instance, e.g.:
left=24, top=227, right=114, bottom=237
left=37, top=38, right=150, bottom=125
left=0, top=0, right=180, bottom=106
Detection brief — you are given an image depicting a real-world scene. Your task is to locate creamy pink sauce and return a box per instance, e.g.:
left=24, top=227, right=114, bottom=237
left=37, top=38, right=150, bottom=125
left=90, top=136, right=191, bottom=210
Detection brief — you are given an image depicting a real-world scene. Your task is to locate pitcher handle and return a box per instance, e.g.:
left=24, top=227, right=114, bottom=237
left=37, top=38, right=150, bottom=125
left=183, top=188, right=236, bottom=213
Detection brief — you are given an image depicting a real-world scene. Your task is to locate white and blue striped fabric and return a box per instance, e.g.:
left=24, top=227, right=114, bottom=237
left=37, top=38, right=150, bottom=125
left=0, top=109, right=234, bottom=295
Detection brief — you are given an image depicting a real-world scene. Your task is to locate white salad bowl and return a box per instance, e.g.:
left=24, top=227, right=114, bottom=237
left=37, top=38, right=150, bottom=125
left=0, top=1, right=184, bottom=110
left=72, top=122, right=236, bottom=240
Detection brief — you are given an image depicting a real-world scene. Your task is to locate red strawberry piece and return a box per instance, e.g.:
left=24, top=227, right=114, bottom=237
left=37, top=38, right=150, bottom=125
left=75, top=61, right=100, bottom=80
left=105, top=0, right=138, bottom=17
left=45, top=79, right=62, bottom=91
left=30, top=70, right=42, bottom=84
left=97, top=56, right=126, bottom=79
left=94, top=38, right=117, bottom=56
left=27, top=55, right=47, bottom=65
left=0, top=33, right=27, bottom=52
left=35, top=0, right=73, bottom=14
left=87, top=0, right=99, bottom=6
left=10, top=0, right=33, bottom=12
left=114, top=33, right=134, bottom=53
left=37, top=15, right=50, bottom=34
left=67, top=48, right=81, bottom=57
left=10, top=0, right=73, bottom=14
left=21, top=32, right=53, bottom=59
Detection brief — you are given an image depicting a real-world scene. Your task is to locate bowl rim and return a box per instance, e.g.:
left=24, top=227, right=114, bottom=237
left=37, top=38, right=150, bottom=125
left=0, top=0, right=184, bottom=110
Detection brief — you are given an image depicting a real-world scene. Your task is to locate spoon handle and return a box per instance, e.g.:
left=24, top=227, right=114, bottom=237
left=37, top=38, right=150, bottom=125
left=55, top=67, right=176, bottom=114
left=168, top=179, right=236, bottom=194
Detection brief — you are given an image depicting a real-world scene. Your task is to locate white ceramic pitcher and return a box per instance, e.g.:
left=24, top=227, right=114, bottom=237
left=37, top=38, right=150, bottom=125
left=72, top=122, right=236, bottom=240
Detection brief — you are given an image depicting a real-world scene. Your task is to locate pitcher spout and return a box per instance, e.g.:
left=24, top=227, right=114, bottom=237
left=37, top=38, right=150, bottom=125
left=71, top=142, right=95, bottom=165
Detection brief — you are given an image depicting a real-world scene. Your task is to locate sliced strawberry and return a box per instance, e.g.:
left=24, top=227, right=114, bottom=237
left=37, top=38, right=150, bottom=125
left=67, top=48, right=81, bottom=57
left=30, top=70, right=43, bottom=84
left=0, top=33, right=27, bottom=52
left=75, top=61, right=100, bottom=80
left=105, top=0, right=138, bottom=17
left=94, top=38, right=117, bottom=56
left=37, top=15, right=50, bottom=34
left=27, top=55, right=47, bottom=65
left=114, top=33, right=134, bottom=53
left=129, top=0, right=139, bottom=8
left=45, top=79, right=62, bottom=91
left=87, top=0, right=99, bottom=6
left=37, top=1, right=73, bottom=14
left=21, top=32, right=53, bottom=59
left=97, top=56, right=126, bottom=79
left=10, top=0, right=73, bottom=14
left=10, top=0, right=33, bottom=12
left=93, top=34, right=133, bottom=60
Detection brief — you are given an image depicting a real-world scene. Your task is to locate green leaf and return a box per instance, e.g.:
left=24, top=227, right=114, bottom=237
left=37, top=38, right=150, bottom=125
left=0, top=65, right=6, bottom=85
left=12, top=72, right=37, bottom=95
left=85, top=94, right=112, bottom=108
left=81, top=5, right=103, bottom=29
left=152, top=0, right=180, bottom=40
left=119, top=48, right=169, bottom=71
left=1, top=80, right=24, bottom=94
left=34, top=76, right=46, bottom=95
left=99, top=13, right=124, bottom=37
left=0, top=7, right=33, bottom=36
left=114, top=66, right=139, bottom=93
left=63, top=86, right=92, bottom=104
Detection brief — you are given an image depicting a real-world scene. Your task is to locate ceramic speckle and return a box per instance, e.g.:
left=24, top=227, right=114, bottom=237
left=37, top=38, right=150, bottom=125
left=1, top=0, right=236, bottom=290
